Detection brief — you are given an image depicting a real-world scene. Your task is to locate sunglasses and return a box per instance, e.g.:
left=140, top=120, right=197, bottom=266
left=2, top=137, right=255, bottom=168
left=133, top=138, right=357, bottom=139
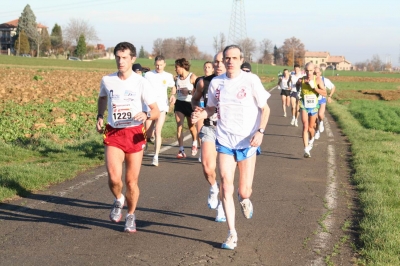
left=242, top=69, right=251, bottom=72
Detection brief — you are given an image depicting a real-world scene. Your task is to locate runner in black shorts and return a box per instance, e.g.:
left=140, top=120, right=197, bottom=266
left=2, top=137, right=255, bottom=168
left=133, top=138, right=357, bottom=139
left=278, top=69, right=291, bottom=117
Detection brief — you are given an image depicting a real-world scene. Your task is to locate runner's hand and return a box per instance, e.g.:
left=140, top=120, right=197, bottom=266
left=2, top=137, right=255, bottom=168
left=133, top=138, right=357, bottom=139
left=191, top=107, right=206, bottom=124
left=134, top=112, right=147, bottom=122
left=169, top=95, right=176, bottom=105
left=96, top=118, right=103, bottom=133
left=250, top=132, right=263, bottom=147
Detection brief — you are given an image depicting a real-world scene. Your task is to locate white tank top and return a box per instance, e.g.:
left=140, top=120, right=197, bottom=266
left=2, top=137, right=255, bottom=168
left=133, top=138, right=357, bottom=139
left=279, top=76, right=291, bottom=90
left=175, top=73, right=194, bottom=102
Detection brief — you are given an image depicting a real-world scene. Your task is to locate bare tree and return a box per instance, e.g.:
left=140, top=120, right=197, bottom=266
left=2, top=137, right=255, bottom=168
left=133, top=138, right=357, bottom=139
left=152, top=36, right=201, bottom=59
left=213, top=32, right=226, bottom=53
left=213, top=35, right=219, bottom=54
left=219, top=33, right=226, bottom=52
left=259, top=38, right=273, bottom=64
left=370, top=54, right=383, bottom=71
left=152, top=38, right=163, bottom=56
left=64, top=18, right=99, bottom=45
left=280, top=37, right=305, bottom=67
left=237, top=37, right=257, bottom=62
left=24, top=24, right=45, bottom=58
left=176, top=37, right=187, bottom=56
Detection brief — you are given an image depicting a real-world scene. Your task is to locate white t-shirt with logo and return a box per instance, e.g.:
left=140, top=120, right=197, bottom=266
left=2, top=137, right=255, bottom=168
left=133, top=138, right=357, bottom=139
left=99, top=72, right=156, bottom=128
left=144, top=70, right=175, bottom=112
left=207, top=71, right=271, bottom=149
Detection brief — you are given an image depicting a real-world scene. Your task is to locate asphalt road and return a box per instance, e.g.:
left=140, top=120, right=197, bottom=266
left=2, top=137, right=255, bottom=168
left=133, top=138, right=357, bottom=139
left=0, top=88, right=356, bottom=266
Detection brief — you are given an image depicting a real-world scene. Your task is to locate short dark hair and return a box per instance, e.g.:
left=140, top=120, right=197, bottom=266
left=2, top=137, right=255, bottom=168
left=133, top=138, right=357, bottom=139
left=223, top=44, right=244, bottom=59
left=294, top=63, right=300, bottom=68
left=203, top=61, right=213, bottom=67
left=114, top=42, right=136, bottom=57
left=154, top=55, right=165, bottom=62
left=175, top=58, right=190, bottom=71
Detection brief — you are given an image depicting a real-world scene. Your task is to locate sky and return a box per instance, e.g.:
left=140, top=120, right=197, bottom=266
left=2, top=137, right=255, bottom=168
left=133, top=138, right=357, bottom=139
left=2, top=0, right=400, bottom=66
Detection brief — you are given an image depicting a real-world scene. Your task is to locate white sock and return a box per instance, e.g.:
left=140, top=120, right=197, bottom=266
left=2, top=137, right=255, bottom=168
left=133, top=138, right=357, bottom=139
left=179, top=146, right=184, bottom=151
left=292, top=116, right=295, bottom=119
left=116, top=194, right=125, bottom=203
left=229, top=229, right=237, bottom=236
left=310, top=137, right=315, bottom=143
left=192, top=140, right=198, bottom=147
left=211, top=182, right=218, bottom=191
left=154, top=155, right=158, bottom=159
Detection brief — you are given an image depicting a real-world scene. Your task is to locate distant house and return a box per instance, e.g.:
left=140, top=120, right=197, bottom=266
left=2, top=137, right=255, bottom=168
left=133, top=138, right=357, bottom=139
left=0, top=19, right=47, bottom=54
left=304, top=51, right=352, bottom=71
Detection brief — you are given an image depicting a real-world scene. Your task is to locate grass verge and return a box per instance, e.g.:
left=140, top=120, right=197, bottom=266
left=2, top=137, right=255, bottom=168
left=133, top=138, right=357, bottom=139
left=328, top=101, right=400, bottom=265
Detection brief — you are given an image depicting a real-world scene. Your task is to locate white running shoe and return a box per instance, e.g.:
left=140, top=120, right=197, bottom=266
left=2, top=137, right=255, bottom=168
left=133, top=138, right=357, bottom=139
left=319, top=121, right=325, bottom=132
left=208, top=184, right=219, bottom=209
left=215, top=201, right=226, bottom=222
left=152, top=157, right=158, bottom=166
left=283, top=113, right=287, bottom=117
left=315, top=130, right=320, bottom=140
left=304, top=146, right=311, bottom=158
left=238, top=192, right=253, bottom=219
left=221, top=233, right=238, bottom=250
left=295, top=120, right=298, bottom=127
left=308, top=139, right=314, bottom=150
left=290, top=117, right=295, bottom=125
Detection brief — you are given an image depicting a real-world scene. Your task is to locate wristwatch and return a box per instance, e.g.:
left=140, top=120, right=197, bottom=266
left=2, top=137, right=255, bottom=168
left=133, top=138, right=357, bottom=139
left=147, top=111, right=151, bottom=119
left=258, top=128, right=265, bottom=134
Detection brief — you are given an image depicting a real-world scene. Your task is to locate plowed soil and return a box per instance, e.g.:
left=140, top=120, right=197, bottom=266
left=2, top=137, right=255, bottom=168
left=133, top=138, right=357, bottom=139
left=0, top=67, right=109, bottom=104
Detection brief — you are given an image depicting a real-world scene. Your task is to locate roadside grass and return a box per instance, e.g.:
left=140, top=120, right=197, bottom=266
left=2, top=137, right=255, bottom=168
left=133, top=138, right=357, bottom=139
left=328, top=100, right=400, bottom=265
left=0, top=132, right=104, bottom=201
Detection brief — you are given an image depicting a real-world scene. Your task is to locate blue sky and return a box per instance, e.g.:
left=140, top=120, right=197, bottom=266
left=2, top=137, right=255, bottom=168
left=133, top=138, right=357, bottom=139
left=2, top=0, right=399, bottom=65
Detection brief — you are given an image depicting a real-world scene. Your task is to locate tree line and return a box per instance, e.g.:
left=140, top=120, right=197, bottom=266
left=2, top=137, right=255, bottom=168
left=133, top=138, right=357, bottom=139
left=15, top=4, right=309, bottom=66
left=14, top=4, right=100, bottom=59
left=354, top=55, right=393, bottom=71
left=211, top=33, right=306, bottom=67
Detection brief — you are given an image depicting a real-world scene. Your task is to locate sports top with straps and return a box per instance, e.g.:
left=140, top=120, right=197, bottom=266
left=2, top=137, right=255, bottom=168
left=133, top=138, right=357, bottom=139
left=300, top=76, right=319, bottom=109
left=300, top=76, right=318, bottom=98
left=175, top=73, right=194, bottom=102
left=202, top=74, right=217, bottom=126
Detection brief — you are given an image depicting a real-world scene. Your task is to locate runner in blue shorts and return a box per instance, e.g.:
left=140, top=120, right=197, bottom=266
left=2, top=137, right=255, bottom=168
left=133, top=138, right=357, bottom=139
left=296, top=62, right=327, bottom=158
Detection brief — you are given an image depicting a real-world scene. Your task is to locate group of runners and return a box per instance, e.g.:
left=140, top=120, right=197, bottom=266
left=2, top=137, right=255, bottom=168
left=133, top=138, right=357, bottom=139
left=96, top=41, right=335, bottom=250
left=277, top=63, right=336, bottom=158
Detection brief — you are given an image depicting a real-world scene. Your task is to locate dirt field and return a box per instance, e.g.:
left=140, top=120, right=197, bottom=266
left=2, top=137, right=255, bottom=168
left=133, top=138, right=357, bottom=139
left=0, top=67, right=109, bottom=104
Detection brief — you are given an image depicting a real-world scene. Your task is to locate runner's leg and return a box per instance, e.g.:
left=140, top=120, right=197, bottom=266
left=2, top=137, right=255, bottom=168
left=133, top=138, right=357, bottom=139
left=124, top=150, right=144, bottom=214
left=218, top=153, right=237, bottom=231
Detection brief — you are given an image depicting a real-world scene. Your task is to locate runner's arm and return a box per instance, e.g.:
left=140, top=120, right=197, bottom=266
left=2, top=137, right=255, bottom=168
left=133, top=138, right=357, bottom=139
left=134, top=102, right=160, bottom=122
left=191, top=78, right=204, bottom=110
left=96, top=96, right=107, bottom=133
left=169, top=86, right=177, bottom=104
left=315, top=77, right=327, bottom=97
left=327, top=84, right=336, bottom=103
left=250, top=102, right=270, bottom=147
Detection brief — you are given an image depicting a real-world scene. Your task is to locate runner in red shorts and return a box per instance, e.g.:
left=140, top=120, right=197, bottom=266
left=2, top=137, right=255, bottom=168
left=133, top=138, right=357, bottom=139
left=96, top=42, right=160, bottom=233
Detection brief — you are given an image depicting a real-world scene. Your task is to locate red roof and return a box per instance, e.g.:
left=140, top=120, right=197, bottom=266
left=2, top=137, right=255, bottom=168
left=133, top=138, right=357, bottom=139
left=0, top=19, right=47, bottom=29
